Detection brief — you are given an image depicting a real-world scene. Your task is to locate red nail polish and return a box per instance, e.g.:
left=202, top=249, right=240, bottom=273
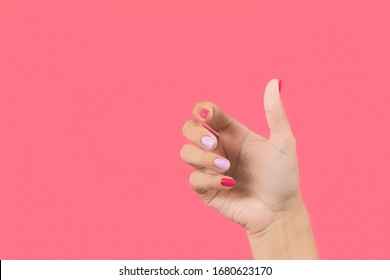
left=221, top=178, right=235, bottom=187
left=200, top=108, right=209, bottom=118
left=278, top=78, right=282, bottom=93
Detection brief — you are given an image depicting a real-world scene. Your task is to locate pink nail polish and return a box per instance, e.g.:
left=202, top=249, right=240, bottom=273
left=201, top=136, right=216, bottom=150
left=214, top=158, right=230, bottom=171
left=221, top=178, right=235, bottom=187
left=278, top=78, right=282, bottom=93
left=200, top=108, right=209, bottom=118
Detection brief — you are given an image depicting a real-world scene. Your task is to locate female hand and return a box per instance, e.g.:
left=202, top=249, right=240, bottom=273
left=180, top=78, right=318, bottom=259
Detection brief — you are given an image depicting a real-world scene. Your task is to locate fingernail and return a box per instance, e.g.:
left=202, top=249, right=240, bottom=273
left=200, top=108, right=209, bottom=118
left=278, top=77, right=282, bottom=93
left=201, top=136, right=216, bottom=149
left=214, top=158, right=230, bottom=171
left=221, top=178, right=235, bottom=187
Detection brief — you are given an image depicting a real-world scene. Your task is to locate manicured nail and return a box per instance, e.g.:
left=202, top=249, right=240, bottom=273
left=214, top=158, right=230, bottom=171
left=278, top=77, right=282, bottom=93
left=221, top=178, right=235, bottom=187
left=200, top=108, right=209, bottom=118
left=201, top=136, right=216, bottom=149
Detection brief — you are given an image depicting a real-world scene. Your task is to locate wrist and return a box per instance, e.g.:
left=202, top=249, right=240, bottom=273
left=246, top=197, right=319, bottom=259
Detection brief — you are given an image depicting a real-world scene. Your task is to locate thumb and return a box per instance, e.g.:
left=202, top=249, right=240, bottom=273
left=264, top=78, right=294, bottom=141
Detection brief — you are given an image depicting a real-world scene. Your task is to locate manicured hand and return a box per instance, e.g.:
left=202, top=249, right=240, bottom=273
left=181, top=78, right=301, bottom=234
left=180, top=79, right=318, bottom=259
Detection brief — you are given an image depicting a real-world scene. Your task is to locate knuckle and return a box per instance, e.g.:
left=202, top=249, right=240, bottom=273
left=189, top=172, right=207, bottom=195
left=179, top=144, right=190, bottom=160
left=181, top=120, right=193, bottom=135
left=201, top=101, right=213, bottom=108
left=189, top=171, right=197, bottom=186
left=193, top=101, right=214, bottom=113
left=196, top=101, right=211, bottom=107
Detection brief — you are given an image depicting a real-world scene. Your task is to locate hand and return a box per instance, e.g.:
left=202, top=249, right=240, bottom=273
left=180, top=78, right=318, bottom=259
left=181, top=78, right=300, bottom=234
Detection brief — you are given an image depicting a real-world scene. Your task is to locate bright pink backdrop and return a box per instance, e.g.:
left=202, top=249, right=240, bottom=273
left=1, top=0, right=389, bottom=259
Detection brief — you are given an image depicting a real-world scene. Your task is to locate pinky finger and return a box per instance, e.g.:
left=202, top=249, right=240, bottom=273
left=189, top=170, right=236, bottom=194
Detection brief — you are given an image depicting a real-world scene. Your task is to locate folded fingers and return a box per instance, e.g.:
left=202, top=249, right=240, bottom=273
left=180, top=144, right=231, bottom=173
left=189, top=170, right=236, bottom=194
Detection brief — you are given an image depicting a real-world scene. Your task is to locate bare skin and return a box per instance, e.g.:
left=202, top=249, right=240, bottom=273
left=180, top=78, right=318, bottom=259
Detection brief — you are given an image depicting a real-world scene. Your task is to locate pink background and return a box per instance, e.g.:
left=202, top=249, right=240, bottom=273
left=1, top=0, right=389, bottom=259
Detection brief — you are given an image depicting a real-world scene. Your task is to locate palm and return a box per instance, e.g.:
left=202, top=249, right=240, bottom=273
left=200, top=119, right=299, bottom=234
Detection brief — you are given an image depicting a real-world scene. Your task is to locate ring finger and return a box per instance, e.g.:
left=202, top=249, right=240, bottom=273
left=180, top=144, right=231, bottom=173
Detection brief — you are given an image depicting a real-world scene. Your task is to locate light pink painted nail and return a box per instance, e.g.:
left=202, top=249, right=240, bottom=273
left=201, top=136, right=216, bottom=149
left=214, top=158, right=230, bottom=171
